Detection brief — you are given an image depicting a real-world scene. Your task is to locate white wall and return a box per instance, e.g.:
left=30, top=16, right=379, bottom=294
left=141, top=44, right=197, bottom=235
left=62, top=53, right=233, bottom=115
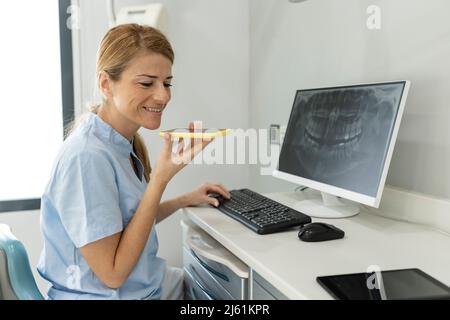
left=249, top=0, right=450, bottom=200
left=73, top=0, right=250, bottom=268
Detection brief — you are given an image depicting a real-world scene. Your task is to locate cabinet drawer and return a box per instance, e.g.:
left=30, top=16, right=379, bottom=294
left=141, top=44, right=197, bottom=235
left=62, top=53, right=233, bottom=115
left=184, top=268, right=215, bottom=300
left=183, top=247, right=234, bottom=300
left=181, top=219, right=249, bottom=299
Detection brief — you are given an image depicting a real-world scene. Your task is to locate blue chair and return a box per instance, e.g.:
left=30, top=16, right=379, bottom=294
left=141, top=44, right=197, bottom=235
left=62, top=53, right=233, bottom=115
left=0, top=224, right=44, bottom=300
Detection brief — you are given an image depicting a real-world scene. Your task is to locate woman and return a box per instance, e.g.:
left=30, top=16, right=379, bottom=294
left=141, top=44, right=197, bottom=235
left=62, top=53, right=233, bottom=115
left=37, top=24, right=230, bottom=300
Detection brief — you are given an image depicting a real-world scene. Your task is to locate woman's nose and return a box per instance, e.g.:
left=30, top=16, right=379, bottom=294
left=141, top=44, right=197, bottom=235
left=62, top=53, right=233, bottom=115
left=153, top=86, right=170, bottom=104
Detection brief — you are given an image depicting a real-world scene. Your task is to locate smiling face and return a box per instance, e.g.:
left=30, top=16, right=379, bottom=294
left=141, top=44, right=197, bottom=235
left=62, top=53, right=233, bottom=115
left=99, top=51, right=173, bottom=140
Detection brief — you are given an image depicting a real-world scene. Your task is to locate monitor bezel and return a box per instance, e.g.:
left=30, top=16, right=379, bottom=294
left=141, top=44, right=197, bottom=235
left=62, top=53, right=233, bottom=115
left=273, top=80, right=411, bottom=208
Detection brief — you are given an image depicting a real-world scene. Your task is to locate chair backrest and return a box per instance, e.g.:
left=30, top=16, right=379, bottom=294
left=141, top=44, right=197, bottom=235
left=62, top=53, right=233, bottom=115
left=0, top=224, right=44, bottom=300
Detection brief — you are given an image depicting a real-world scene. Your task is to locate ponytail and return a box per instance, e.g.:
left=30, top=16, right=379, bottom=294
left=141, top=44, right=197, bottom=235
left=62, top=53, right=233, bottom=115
left=133, top=133, right=151, bottom=183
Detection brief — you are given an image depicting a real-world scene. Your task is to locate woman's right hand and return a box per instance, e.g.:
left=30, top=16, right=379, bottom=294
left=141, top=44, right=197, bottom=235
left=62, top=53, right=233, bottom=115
left=151, top=122, right=213, bottom=185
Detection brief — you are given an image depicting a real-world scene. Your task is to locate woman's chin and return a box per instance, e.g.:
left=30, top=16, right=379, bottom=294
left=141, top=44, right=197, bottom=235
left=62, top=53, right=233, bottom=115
left=141, top=120, right=161, bottom=130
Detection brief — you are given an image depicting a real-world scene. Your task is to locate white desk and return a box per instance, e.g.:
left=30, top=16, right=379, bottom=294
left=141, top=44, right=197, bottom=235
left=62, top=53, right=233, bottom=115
left=182, top=190, right=450, bottom=299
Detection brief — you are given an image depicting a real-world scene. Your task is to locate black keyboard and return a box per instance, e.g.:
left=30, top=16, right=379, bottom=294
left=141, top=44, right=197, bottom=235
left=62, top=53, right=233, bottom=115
left=210, top=189, right=311, bottom=234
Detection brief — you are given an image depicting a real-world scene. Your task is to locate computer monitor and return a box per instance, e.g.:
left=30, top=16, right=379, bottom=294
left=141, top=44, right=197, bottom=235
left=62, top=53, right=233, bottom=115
left=273, top=81, right=410, bottom=218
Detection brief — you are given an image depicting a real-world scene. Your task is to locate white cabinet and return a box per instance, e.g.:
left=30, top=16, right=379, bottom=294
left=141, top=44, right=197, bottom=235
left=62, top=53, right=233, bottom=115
left=252, top=271, right=288, bottom=300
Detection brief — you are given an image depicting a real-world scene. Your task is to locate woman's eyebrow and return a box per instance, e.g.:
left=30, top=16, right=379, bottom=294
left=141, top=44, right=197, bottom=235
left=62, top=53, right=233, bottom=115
left=137, top=74, right=173, bottom=80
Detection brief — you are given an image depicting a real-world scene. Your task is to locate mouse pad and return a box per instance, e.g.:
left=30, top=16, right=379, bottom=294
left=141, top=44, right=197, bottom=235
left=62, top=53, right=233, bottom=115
left=317, top=268, right=450, bottom=300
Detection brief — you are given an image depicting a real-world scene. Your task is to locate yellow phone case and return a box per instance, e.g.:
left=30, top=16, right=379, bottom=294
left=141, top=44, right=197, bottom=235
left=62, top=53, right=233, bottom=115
left=159, top=128, right=230, bottom=139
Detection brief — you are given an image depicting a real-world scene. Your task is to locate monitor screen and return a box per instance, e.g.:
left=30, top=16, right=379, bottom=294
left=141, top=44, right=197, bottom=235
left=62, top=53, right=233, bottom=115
left=278, top=82, right=406, bottom=198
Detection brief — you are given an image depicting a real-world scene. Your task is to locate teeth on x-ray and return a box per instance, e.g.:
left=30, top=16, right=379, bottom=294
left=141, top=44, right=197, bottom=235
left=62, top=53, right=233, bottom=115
left=301, top=90, right=365, bottom=162
left=294, top=86, right=399, bottom=178
left=279, top=83, right=404, bottom=196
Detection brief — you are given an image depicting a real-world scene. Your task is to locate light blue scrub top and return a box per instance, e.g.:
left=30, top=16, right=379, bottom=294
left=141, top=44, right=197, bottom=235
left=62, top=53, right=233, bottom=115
left=37, top=112, right=166, bottom=300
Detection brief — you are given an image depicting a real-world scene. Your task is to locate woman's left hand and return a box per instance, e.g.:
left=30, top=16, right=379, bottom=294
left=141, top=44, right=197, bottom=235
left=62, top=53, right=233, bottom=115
left=184, top=183, right=231, bottom=207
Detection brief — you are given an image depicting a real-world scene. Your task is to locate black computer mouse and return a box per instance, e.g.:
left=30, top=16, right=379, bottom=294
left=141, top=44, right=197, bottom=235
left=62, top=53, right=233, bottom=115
left=298, top=222, right=345, bottom=242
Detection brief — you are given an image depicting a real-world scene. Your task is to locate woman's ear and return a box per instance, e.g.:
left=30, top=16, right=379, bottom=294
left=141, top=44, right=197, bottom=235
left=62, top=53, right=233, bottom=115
left=98, top=71, right=113, bottom=99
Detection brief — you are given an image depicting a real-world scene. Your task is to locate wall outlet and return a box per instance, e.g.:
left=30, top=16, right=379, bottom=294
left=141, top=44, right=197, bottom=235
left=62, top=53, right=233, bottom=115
left=270, top=124, right=280, bottom=145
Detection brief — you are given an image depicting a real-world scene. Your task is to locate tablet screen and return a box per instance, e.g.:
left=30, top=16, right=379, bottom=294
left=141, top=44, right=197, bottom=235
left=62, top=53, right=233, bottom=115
left=317, top=268, right=450, bottom=300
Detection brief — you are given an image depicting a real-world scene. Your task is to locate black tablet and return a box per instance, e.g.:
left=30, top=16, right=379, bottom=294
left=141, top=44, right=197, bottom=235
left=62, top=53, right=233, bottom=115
left=317, top=268, right=450, bottom=300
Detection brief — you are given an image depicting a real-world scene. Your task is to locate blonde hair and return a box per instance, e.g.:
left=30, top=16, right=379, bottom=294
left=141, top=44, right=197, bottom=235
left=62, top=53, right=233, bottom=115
left=69, top=24, right=174, bottom=183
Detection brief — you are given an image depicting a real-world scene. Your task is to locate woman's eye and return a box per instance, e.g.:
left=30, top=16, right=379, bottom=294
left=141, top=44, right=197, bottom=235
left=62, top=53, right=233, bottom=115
left=139, top=83, right=172, bottom=88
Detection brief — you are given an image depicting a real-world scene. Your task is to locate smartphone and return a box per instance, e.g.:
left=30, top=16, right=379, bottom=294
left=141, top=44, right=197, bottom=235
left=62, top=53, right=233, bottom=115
left=159, top=128, right=230, bottom=139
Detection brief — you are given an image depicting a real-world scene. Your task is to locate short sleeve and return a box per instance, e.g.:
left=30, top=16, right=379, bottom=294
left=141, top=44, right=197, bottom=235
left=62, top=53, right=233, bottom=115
left=52, top=150, right=123, bottom=248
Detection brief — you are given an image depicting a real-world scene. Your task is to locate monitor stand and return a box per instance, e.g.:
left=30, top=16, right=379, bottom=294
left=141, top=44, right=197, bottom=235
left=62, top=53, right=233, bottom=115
left=293, top=192, right=360, bottom=219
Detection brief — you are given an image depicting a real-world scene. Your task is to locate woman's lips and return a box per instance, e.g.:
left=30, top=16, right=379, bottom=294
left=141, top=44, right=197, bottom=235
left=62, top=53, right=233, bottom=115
left=143, top=106, right=164, bottom=114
